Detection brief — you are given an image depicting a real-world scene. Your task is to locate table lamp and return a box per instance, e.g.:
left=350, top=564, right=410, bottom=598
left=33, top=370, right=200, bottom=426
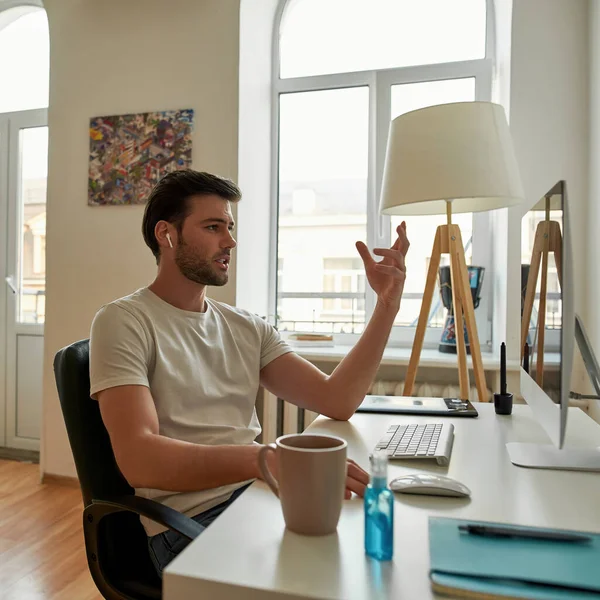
left=380, top=101, right=524, bottom=402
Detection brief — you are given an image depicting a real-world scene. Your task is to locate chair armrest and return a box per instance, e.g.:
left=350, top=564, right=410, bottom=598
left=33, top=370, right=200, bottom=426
left=88, top=495, right=203, bottom=541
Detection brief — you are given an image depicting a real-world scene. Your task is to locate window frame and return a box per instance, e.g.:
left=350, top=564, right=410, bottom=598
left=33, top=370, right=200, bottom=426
left=270, top=0, right=496, bottom=350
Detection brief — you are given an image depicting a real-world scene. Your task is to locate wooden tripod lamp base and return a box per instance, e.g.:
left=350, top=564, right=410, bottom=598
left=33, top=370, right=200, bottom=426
left=403, top=205, right=487, bottom=402
left=520, top=196, right=563, bottom=388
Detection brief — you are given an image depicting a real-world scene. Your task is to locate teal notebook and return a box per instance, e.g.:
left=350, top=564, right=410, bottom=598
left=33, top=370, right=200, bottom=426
left=429, top=517, right=600, bottom=599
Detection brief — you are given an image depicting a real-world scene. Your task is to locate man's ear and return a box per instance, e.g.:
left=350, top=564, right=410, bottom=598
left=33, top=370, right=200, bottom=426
left=155, top=221, right=175, bottom=249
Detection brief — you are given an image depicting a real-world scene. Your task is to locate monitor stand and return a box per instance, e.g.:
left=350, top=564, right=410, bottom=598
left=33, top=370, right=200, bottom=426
left=508, top=314, right=600, bottom=472
left=506, top=442, right=600, bottom=471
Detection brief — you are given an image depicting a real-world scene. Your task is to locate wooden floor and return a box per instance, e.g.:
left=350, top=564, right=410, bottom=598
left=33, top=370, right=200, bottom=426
left=0, top=459, right=102, bottom=600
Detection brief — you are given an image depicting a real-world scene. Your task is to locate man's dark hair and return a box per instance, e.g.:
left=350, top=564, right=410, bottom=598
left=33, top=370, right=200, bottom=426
left=142, top=169, right=241, bottom=263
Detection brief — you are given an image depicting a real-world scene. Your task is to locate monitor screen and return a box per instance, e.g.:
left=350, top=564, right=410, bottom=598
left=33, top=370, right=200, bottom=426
left=520, top=184, right=563, bottom=403
left=511, top=184, right=600, bottom=466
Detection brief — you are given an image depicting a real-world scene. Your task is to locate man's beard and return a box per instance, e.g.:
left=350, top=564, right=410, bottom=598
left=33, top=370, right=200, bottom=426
left=175, top=238, right=228, bottom=286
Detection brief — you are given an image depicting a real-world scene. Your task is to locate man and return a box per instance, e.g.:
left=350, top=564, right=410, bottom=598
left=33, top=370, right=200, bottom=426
left=90, top=169, right=409, bottom=577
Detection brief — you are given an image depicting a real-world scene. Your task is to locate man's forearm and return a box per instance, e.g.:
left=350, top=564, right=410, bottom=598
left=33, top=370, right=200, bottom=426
left=117, top=434, right=262, bottom=492
left=325, top=301, right=398, bottom=419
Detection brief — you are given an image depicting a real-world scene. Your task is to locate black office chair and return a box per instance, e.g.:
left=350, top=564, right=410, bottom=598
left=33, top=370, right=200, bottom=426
left=54, top=339, right=203, bottom=600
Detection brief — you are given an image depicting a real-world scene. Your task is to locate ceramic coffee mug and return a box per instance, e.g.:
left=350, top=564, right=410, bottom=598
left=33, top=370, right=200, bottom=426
left=258, top=433, right=347, bottom=535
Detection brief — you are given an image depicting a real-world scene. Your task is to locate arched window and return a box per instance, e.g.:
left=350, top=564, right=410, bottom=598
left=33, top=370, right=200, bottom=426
left=0, top=6, right=49, bottom=113
left=273, top=0, right=493, bottom=347
left=0, top=4, right=49, bottom=325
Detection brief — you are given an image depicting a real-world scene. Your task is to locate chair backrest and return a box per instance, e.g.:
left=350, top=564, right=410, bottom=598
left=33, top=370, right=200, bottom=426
left=54, top=339, right=133, bottom=506
left=54, top=340, right=162, bottom=599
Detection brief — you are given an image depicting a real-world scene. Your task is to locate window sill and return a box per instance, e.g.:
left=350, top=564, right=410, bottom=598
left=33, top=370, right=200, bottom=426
left=294, top=344, right=560, bottom=371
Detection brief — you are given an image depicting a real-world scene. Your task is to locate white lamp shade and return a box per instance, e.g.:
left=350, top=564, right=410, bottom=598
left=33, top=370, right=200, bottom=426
left=379, top=102, right=525, bottom=216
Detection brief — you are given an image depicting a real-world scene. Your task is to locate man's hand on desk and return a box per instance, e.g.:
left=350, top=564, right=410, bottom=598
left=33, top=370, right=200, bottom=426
left=259, top=450, right=369, bottom=499
left=343, top=459, right=369, bottom=499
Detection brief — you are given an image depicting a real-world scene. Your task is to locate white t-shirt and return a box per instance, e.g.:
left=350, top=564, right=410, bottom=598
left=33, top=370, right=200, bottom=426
left=89, top=287, right=293, bottom=536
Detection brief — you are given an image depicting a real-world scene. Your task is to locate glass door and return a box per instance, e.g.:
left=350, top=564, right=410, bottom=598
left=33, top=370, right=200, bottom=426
left=2, top=108, right=47, bottom=451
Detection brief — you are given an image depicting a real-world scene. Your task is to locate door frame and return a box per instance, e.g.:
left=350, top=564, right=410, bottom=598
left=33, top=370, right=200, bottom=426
left=0, top=115, right=9, bottom=447
left=1, top=107, right=47, bottom=450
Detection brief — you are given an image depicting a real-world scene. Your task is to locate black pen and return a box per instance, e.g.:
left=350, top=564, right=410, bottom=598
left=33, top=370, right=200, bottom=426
left=458, top=524, right=591, bottom=543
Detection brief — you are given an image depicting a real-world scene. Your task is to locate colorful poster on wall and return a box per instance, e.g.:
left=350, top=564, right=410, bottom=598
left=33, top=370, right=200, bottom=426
left=88, top=108, right=194, bottom=206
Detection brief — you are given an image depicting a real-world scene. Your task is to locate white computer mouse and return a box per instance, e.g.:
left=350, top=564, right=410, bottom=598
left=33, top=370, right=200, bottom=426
left=389, top=473, right=471, bottom=498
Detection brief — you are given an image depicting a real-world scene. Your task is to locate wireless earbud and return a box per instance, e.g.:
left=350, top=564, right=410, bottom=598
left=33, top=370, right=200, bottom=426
left=166, top=233, right=173, bottom=249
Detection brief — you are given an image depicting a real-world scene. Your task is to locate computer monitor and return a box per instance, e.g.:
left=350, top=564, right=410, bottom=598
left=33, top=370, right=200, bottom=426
left=506, top=180, right=600, bottom=470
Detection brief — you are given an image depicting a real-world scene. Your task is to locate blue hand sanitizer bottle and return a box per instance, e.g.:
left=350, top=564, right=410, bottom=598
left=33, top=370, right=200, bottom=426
left=364, top=451, right=394, bottom=561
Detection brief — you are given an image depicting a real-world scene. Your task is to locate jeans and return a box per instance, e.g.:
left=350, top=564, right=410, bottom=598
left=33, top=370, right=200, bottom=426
left=147, top=483, right=251, bottom=578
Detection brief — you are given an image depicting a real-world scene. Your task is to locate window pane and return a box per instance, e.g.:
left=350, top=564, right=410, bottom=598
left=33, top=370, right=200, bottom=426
left=0, top=9, right=49, bottom=113
left=391, top=78, right=475, bottom=119
left=19, top=126, right=48, bottom=324
left=277, top=298, right=365, bottom=334
left=389, top=79, right=476, bottom=327
left=392, top=213, right=472, bottom=328
left=280, top=0, right=486, bottom=78
left=277, top=87, right=368, bottom=334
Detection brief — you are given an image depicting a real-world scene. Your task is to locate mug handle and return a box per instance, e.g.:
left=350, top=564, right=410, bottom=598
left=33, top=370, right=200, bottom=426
left=258, top=443, right=279, bottom=497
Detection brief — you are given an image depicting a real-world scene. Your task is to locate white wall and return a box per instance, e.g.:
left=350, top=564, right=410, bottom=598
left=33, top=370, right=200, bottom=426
left=588, top=0, right=600, bottom=422
left=42, top=0, right=241, bottom=477
left=236, top=0, right=279, bottom=318
left=490, top=0, right=514, bottom=361
left=510, top=0, right=589, bottom=309
left=509, top=0, right=590, bottom=393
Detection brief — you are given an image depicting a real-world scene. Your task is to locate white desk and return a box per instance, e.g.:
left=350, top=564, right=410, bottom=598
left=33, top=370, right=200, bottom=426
left=164, top=405, right=600, bottom=600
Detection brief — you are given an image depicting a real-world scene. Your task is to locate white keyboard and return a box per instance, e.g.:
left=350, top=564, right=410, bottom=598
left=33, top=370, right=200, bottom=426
left=374, top=422, right=455, bottom=466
